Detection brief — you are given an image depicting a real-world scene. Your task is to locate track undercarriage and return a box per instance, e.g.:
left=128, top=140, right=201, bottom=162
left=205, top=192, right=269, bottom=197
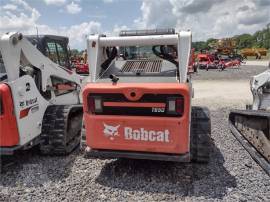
left=229, top=109, right=270, bottom=175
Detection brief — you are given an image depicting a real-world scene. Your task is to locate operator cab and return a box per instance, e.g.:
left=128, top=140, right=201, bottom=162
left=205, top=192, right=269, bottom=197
left=1, top=34, right=78, bottom=100
left=26, top=35, right=72, bottom=69
left=97, top=29, right=180, bottom=83
left=98, top=45, right=179, bottom=83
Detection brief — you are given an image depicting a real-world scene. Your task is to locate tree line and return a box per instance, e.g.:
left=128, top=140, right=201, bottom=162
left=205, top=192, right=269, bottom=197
left=192, top=23, right=270, bottom=51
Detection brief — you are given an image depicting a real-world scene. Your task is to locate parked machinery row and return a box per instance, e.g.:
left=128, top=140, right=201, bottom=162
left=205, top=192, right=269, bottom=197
left=0, top=30, right=211, bottom=165
left=1, top=29, right=269, bottom=176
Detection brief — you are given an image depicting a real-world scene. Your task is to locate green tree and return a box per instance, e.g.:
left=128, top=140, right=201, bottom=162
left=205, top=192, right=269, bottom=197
left=235, top=34, right=254, bottom=49
left=192, top=24, right=270, bottom=52
left=234, top=24, right=270, bottom=50
left=206, top=38, right=217, bottom=47
left=262, top=23, right=270, bottom=49
left=192, top=41, right=208, bottom=51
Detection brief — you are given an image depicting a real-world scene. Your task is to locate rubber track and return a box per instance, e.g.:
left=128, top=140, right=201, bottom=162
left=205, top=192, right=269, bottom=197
left=80, top=118, right=86, bottom=150
left=191, top=106, right=211, bottom=163
left=40, top=105, right=82, bottom=155
left=229, top=109, right=270, bottom=176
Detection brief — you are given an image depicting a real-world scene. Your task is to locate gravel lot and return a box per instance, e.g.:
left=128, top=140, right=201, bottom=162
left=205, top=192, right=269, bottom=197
left=192, top=64, right=267, bottom=81
left=1, top=64, right=270, bottom=201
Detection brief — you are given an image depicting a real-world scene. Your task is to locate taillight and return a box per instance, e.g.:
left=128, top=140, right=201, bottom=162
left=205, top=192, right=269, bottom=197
left=167, top=97, right=184, bottom=115
left=175, top=97, right=184, bottom=114
left=88, top=96, right=102, bottom=114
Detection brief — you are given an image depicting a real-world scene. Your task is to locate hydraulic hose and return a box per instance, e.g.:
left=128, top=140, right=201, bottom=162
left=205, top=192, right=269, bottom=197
left=101, top=47, right=118, bottom=70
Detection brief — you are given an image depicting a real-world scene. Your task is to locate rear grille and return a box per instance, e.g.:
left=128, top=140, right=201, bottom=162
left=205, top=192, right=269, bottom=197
left=88, top=93, right=183, bottom=117
left=121, top=60, right=162, bottom=73
left=94, top=93, right=175, bottom=102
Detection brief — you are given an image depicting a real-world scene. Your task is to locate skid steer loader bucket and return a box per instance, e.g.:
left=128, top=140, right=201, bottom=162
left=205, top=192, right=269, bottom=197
left=229, top=109, right=270, bottom=176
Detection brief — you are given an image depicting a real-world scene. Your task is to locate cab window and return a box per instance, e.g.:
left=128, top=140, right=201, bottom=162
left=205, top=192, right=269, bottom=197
left=45, top=41, right=69, bottom=68
left=46, top=42, right=58, bottom=64
left=55, top=43, right=67, bottom=67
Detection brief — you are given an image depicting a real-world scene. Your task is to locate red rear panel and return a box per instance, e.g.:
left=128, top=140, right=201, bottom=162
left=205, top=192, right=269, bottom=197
left=0, top=83, right=19, bottom=146
left=83, top=83, right=191, bottom=154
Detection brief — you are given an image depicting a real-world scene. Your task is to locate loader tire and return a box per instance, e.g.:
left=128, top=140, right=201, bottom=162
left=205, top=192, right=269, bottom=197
left=191, top=106, right=211, bottom=163
left=40, top=105, right=83, bottom=155
left=193, top=64, right=198, bottom=73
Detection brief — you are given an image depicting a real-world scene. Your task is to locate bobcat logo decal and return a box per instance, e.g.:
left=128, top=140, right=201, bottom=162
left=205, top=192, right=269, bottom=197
left=103, top=123, right=120, bottom=140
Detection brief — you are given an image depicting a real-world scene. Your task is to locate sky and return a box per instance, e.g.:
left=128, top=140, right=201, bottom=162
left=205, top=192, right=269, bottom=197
left=0, top=0, right=269, bottom=50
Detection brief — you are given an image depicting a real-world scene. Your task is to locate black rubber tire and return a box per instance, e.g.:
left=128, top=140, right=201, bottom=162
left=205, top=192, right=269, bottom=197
left=190, top=106, right=211, bottom=163
left=39, top=105, right=83, bottom=155
left=194, top=65, right=198, bottom=73
left=221, top=65, right=225, bottom=71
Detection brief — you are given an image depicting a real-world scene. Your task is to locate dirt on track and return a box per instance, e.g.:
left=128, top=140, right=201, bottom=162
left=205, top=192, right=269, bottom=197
left=1, top=64, right=270, bottom=202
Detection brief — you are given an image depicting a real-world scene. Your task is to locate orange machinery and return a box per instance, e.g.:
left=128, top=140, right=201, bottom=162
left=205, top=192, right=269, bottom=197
left=82, top=30, right=211, bottom=162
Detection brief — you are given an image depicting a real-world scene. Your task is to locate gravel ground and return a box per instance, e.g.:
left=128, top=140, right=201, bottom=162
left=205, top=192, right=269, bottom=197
left=192, top=64, right=267, bottom=81
left=1, top=65, right=270, bottom=201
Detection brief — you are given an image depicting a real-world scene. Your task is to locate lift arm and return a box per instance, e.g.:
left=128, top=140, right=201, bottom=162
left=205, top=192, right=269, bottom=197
left=0, top=32, right=83, bottom=92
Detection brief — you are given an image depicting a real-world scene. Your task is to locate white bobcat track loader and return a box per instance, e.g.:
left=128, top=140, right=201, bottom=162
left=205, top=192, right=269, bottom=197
left=229, top=65, right=270, bottom=176
left=0, top=32, right=84, bottom=156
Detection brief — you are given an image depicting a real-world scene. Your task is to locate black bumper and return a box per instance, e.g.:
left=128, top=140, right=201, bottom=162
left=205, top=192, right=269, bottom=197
left=85, top=147, right=191, bottom=162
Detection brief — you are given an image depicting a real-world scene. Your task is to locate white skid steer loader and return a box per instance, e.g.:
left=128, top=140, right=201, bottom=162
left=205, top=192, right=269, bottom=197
left=0, top=32, right=83, bottom=156
left=229, top=64, right=270, bottom=175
